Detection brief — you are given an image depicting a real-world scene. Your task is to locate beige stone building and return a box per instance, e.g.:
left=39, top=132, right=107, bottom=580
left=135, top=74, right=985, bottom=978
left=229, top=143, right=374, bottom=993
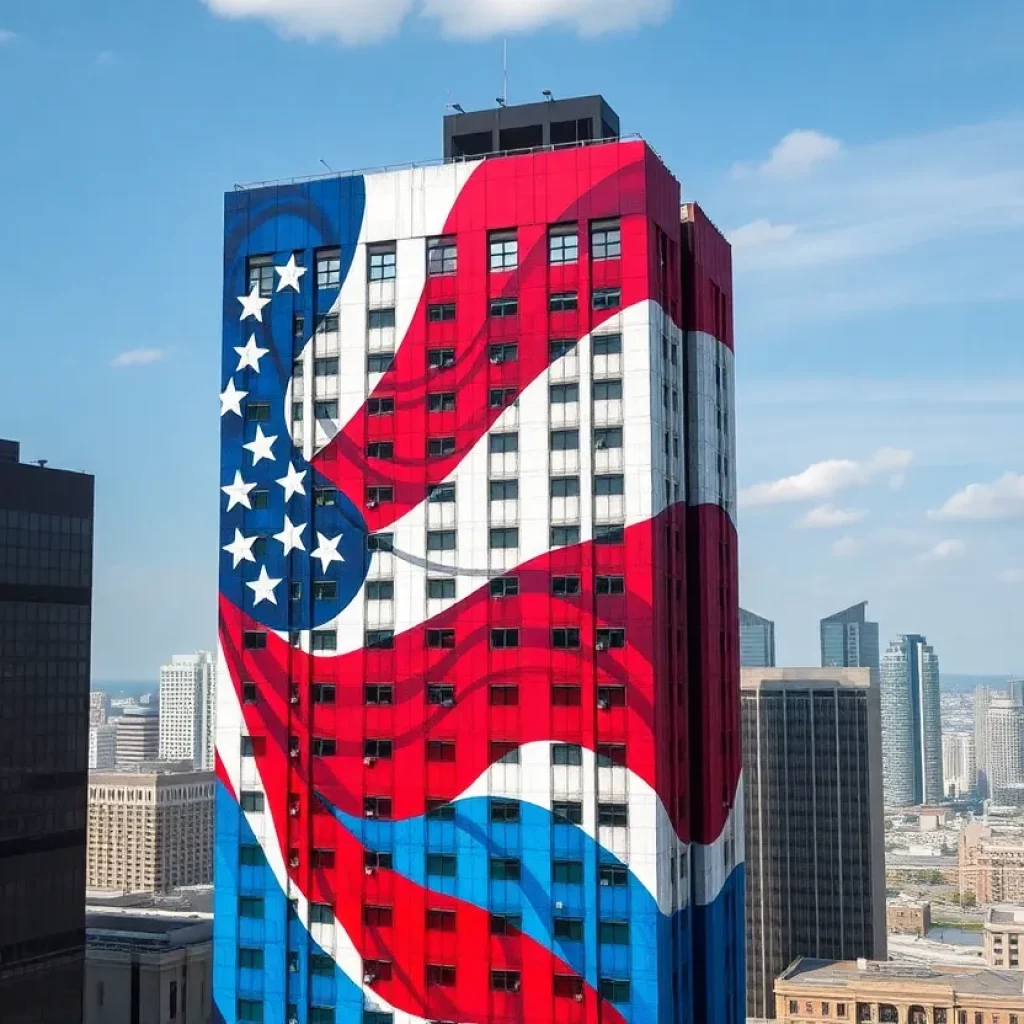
left=775, top=957, right=1024, bottom=1023
left=887, top=899, right=932, bottom=937
left=985, top=905, right=1024, bottom=969
left=87, top=769, right=213, bottom=894
left=959, top=822, right=1024, bottom=904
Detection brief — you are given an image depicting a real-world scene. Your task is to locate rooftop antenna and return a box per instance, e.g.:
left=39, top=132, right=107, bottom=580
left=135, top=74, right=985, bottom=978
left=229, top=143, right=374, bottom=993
left=503, top=39, right=508, bottom=106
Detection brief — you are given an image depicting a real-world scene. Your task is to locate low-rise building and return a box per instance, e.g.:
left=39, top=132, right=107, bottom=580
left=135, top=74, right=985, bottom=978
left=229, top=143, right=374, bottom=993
left=775, top=957, right=1024, bottom=1022
left=888, top=899, right=933, bottom=937
left=960, top=822, right=1024, bottom=904
left=985, top=905, right=1024, bottom=969
left=85, top=908, right=211, bottom=1024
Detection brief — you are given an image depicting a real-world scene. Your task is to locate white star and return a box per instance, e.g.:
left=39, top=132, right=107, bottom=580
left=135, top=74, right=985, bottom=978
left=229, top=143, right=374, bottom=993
left=275, top=462, right=307, bottom=502
left=311, top=532, right=344, bottom=573
left=234, top=334, right=270, bottom=373
left=243, top=425, right=277, bottom=466
left=222, top=470, right=257, bottom=511
left=275, top=254, right=307, bottom=293
left=274, top=516, right=306, bottom=556
left=220, top=378, right=248, bottom=418
left=246, top=565, right=281, bottom=606
left=238, top=285, right=271, bottom=322
left=223, top=528, right=258, bottom=569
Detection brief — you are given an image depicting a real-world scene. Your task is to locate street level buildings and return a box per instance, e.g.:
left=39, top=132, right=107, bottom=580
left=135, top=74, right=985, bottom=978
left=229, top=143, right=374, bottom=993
left=740, top=607, right=775, bottom=668
left=881, top=634, right=943, bottom=807
left=159, top=651, right=216, bottom=770
left=0, top=438, right=94, bottom=1024
left=742, top=667, right=886, bottom=1020
left=215, top=94, right=744, bottom=1024
left=87, top=768, right=214, bottom=894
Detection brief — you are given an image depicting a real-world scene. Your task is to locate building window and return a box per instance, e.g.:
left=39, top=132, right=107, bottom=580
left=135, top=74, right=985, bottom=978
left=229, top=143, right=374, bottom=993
left=368, top=247, right=396, bottom=281
left=489, top=479, right=518, bottom=501
left=489, top=298, right=518, bottom=318
left=362, top=960, right=393, bottom=983
left=490, top=913, right=522, bottom=935
left=552, top=627, right=581, bottom=649
left=594, top=380, right=623, bottom=402
left=319, top=313, right=340, bottom=334
left=366, top=484, right=393, bottom=504
left=549, top=225, right=579, bottom=264
left=593, top=287, right=621, bottom=310
left=368, top=307, right=396, bottom=330
left=426, top=908, right=457, bottom=931
left=490, top=387, right=517, bottom=409
left=550, top=525, right=580, bottom=547
left=427, top=237, right=457, bottom=276
left=489, top=232, right=518, bottom=271
left=553, top=859, right=584, bottom=883
left=238, top=897, right=265, bottom=919
left=363, top=904, right=393, bottom=927
left=239, top=845, right=262, bottom=866
left=311, top=629, right=337, bottom=652
left=365, top=684, right=394, bottom=706
left=591, top=220, right=621, bottom=260
left=491, top=970, right=521, bottom=993
left=314, top=581, right=338, bottom=602
left=595, top=426, right=623, bottom=450
left=550, top=339, right=576, bottom=360
left=427, top=854, right=457, bottom=878
left=491, top=628, right=519, bottom=649
left=489, top=341, right=518, bottom=363
left=367, top=441, right=394, bottom=459
left=597, top=743, right=627, bottom=767
left=489, top=577, right=519, bottom=597
left=599, top=864, right=628, bottom=887
left=426, top=629, right=456, bottom=649
left=550, top=428, right=580, bottom=451
left=596, top=575, right=625, bottom=595
left=596, top=627, right=626, bottom=649
left=489, top=432, right=518, bottom=454
left=554, top=918, right=584, bottom=941
left=550, top=574, right=579, bottom=595
left=593, top=333, right=622, bottom=356
left=598, top=683, right=627, bottom=707
left=490, top=683, right=519, bottom=706
left=427, top=303, right=456, bottom=322
left=246, top=401, right=270, bottom=423
left=428, top=391, right=456, bottom=411
left=365, top=629, right=395, bottom=650
left=311, top=848, right=335, bottom=869
left=238, top=1000, right=265, bottom=1023
left=293, top=314, right=305, bottom=339
left=243, top=631, right=266, bottom=650
left=552, top=743, right=583, bottom=766
left=550, top=292, right=578, bottom=312
left=595, top=524, right=624, bottom=545
left=550, top=475, right=580, bottom=498
left=364, top=796, right=392, bottom=819
left=490, top=799, right=520, bottom=824
left=489, top=527, right=519, bottom=549
left=364, top=851, right=392, bottom=870
left=599, top=979, right=630, bottom=1003
left=363, top=738, right=393, bottom=760
left=598, top=803, right=629, bottom=827
left=247, top=255, right=275, bottom=297
left=427, top=740, right=456, bottom=762
left=240, top=791, right=264, bottom=813
left=314, top=400, right=338, bottom=421
left=316, top=248, right=341, bottom=289
left=428, top=436, right=456, bottom=458
left=428, top=578, right=456, bottom=600
left=241, top=681, right=258, bottom=705
left=426, top=800, right=455, bottom=821
left=312, top=683, right=336, bottom=704
left=367, top=532, right=394, bottom=552
left=552, top=683, right=581, bottom=706
left=315, top=356, right=338, bottom=377
left=427, top=683, right=456, bottom=705
left=599, top=920, right=631, bottom=946
left=314, top=486, right=338, bottom=506
left=427, top=530, right=456, bottom=552
left=426, top=964, right=456, bottom=988
left=490, top=740, right=520, bottom=764
left=550, top=382, right=579, bottom=405
left=554, top=976, right=584, bottom=999
left=490, top=857, right=521, bottom=881
left=312, top=737, right=337, bottom=757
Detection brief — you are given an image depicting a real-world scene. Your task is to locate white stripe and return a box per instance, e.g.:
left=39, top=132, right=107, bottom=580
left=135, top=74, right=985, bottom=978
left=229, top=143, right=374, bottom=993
left=692, top=774, right=745, bottom=908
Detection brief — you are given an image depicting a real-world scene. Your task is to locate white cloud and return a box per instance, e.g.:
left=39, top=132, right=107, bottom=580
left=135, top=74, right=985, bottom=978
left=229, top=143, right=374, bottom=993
left=96, top=50, right=115, bottom=65
left=797, top=504, right=868, bottom=529
left=111, top=348, right=167, bottom=368
left=729, top=219, right=797, bottom=250
left=919, top=538, right=967, bottom=563
left=999, top=568, right=1024, bottom=584
left=733, top=130, right=843, bottom=179
left=831, top=536, right=862, bottom=558
left=929, top=472, right=1024, bottom=522
left=0, top=29, right=17, bottom=44
left=200, top=0, right=670, bottom=44
left=739, top=448, right=912, bottom=508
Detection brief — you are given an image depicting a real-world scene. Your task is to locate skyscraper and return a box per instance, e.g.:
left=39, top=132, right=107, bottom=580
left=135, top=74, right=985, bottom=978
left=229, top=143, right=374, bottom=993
left=976, top=686, right=993, bottom=798
left=942, top=732, right=977, bottom=798
left=159, top=651, right=216, bottom=769
left=820, top=601, right=880, bottom=681
left=985, top=698, right=1024, bottom=800
left=880, top=634, right=943, bottom=807
left=115, top=705, right=160, bottom=767
left=739, top=607, right=775, bottom=668
left=215, top=95, right=743, bottom=1024
left=0, top=438, right=94, bottom=1024
left=741, top=667, right=886, bottom=1019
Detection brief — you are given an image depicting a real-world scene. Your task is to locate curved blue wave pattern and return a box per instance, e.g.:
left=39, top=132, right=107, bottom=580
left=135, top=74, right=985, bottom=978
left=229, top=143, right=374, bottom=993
left=692, top=862, right=746, bottom=1023
left=214, top=782, right=366, bottom=1024
left=220, top=177, right=371, bottom=631
left=324, top=792, right=684, bottom=1023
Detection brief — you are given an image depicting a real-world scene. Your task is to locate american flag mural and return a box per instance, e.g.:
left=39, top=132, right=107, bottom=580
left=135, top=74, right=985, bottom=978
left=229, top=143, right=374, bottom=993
left=215, top=141, right=743, bottom=1024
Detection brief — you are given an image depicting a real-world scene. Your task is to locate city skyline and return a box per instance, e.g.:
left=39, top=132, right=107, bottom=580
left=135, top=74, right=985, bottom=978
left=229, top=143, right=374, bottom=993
left=1, top=1, right=1021, bottom=679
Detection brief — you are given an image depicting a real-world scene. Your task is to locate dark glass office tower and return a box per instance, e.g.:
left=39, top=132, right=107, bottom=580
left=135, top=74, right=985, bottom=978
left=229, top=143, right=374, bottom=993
left=0, top=439, right=94, bottom=1024
left=820, top=600, right=880, bottom=682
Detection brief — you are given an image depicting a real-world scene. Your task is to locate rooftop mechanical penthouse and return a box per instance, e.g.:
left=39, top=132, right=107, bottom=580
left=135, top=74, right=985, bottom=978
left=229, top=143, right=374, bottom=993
left=215, top=94, right=742, bottom=1024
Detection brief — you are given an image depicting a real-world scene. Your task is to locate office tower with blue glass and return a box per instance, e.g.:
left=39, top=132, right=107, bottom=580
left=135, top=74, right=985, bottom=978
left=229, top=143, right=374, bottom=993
left=739, top=608, right=775, bottom=668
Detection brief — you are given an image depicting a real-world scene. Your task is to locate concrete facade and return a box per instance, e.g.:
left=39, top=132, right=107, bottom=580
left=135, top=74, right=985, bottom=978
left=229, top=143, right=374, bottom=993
left=887, top=899, right=932, bottom=936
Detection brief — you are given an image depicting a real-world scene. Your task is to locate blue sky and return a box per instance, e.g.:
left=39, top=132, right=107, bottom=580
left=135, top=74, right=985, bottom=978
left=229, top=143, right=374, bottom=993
left=1, top=0, right=1021, bottom=678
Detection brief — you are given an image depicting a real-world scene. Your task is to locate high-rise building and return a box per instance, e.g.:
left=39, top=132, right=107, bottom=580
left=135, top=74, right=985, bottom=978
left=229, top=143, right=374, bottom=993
left=87, top=768, right=214, bottom=893
left=976, top=686, right=994, bottom=799
left=1009, top=679, right=1024, bottom=705
left=741, top=668, right=886, bottom=1019
left=114, top=705, right=160, bottom=767
left=159, top=651, right=216, bottom=769
left=0, top=438, right=94, bottom=1024
left=90, top=690, right=110, bottom=727
left=880, top=634, right=943, bottom=807
left=941, top=732, right=976, bottom=798
left=89, top=724, right=117, bottom=770
left=986, top=698, right=1024, bottom=800
left=820, top=601, right=880, bottom=681
left=739, top=607, right=775, bottom=668
left=214, top=95, right=744, bottom=1024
